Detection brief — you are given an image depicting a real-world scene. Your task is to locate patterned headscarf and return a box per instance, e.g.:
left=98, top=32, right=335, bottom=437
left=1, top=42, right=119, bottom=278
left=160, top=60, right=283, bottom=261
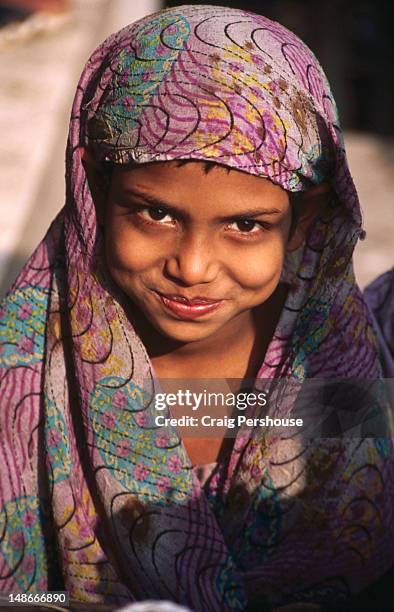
left=1, top=5, right=392, bottom=611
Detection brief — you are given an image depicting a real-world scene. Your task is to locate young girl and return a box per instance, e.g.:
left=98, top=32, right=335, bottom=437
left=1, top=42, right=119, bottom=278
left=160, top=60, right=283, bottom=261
left=0, top=4, right=392, bottom=611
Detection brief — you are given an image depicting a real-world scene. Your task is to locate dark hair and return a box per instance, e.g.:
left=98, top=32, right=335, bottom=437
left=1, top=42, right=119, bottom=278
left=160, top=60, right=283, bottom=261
left=288, top=192, right=300, bottom=240
left=175, top=158, right=230, bottom=174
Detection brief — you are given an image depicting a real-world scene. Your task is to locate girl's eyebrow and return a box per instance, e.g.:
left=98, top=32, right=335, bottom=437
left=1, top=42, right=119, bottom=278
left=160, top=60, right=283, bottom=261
left=122, top=188, right=282, bottom=221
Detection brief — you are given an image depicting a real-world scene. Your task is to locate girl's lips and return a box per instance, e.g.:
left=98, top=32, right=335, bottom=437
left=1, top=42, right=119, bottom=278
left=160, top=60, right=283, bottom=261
left=155, top=292, right=224, bottom=319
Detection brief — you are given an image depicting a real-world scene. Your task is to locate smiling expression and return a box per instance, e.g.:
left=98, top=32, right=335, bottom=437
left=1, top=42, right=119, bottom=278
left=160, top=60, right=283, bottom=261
left=103, top=161, right=293, bottom=344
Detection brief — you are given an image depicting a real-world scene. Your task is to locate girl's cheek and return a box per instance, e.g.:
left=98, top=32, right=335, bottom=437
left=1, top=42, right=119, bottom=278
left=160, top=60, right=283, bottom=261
left=105, top=221, right=156, bottom=273
left=237, top=263, right=281, bottom=291
left=226, top=241, right=286, bottom=289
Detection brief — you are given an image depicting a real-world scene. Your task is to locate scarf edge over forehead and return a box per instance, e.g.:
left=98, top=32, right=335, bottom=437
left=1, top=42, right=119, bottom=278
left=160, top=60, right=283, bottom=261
left=0, top=5, right=387, bottom=609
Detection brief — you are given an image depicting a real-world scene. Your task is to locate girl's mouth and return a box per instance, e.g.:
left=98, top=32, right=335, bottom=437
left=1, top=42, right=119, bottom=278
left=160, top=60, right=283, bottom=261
left=155, top=292, right=224, bottom=319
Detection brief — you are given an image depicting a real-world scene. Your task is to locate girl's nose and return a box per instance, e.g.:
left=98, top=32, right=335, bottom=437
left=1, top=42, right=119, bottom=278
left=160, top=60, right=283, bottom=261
left=164, top=234, right=219, bottom=286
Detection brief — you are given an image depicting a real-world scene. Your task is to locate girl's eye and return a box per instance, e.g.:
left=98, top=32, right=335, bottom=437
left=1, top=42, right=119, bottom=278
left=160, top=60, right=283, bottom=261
left=138, top=206, right=175, bottom=224
left=233, top=219, right=257, bottom=232
left=227, top=219, right=268, bottom=235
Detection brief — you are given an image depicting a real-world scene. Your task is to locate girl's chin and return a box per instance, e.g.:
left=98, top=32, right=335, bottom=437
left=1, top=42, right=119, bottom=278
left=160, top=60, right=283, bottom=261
left=151, top=319, right=220, bottom=344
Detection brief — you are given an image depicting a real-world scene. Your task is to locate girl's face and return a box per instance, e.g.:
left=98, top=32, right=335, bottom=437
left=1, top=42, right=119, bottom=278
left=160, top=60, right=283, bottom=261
left=104, top=161, right=293, bottom=344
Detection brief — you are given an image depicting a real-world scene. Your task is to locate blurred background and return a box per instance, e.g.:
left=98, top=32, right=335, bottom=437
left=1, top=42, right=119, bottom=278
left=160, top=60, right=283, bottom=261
left=0, top=0, right=392, bottom=297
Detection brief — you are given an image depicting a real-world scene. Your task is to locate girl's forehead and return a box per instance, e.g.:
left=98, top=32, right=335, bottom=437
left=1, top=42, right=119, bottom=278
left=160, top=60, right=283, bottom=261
left=113, top=160, right=288, bottom=196
left=109, top=160, right=290, bottom=216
